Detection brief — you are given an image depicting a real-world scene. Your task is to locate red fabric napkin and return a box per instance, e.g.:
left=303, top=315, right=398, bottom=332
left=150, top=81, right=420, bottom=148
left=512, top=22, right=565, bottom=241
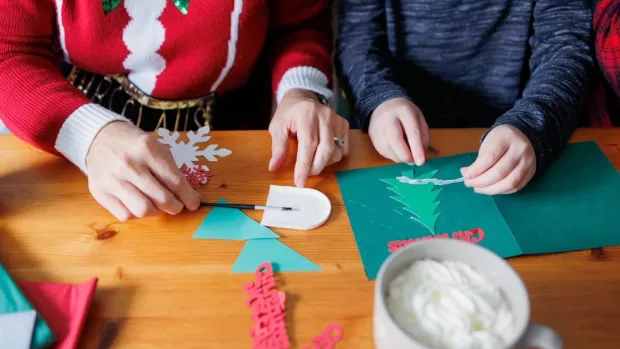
left=17, top=278, right=98, bottom=349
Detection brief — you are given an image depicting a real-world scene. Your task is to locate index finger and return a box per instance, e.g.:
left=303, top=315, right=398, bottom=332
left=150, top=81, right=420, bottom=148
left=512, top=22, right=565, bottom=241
left=294, top=116, right=318, bottom=187
left=150, top=151, right=201, bottom=211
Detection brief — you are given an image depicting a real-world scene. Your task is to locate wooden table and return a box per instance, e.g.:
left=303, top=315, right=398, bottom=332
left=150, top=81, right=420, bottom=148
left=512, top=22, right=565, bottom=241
left=1, top=129, right=620, bottom=349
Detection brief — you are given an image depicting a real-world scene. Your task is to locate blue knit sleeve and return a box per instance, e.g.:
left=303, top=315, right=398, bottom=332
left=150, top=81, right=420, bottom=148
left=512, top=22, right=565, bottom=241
left=336, top=0, right=410, bottom=129
left=485, top=0, right=594, bottom=174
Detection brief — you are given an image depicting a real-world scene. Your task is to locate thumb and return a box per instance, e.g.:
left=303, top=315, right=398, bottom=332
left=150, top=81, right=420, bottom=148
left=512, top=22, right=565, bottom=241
left=462, top=140, right=506, bottom=179
left=269, top=126, right=289, bottom=171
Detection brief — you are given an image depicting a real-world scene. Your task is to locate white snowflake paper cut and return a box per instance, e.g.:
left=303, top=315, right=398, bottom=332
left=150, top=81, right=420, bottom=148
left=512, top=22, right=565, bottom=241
left=157, top=126, right=232, bottom=171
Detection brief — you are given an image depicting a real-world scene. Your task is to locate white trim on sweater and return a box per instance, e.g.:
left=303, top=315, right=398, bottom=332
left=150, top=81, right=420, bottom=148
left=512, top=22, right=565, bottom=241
left=55, top=104, right=131, bottom=174
left=276, top=66, right=333, bottom=104
left=210, top=0, right=244, bottom=92
left=122, top=0, right=167, bottom=95
left=54, top=0, right=70, bottom=62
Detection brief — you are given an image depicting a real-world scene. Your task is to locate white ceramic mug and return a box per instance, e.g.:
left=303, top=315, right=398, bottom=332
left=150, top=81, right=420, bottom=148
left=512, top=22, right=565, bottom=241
left=374, top=239, right=563, bottom=349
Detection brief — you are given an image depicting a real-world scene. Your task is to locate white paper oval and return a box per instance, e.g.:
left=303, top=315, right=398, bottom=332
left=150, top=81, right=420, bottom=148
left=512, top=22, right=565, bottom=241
left=260, top=185, right=331, bottom=230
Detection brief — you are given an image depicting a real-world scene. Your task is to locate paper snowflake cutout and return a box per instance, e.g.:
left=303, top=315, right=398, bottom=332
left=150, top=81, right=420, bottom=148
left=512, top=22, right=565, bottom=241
left=183, top=166, right=213, bottom=188
left=157, top=126, right=232, bottom=171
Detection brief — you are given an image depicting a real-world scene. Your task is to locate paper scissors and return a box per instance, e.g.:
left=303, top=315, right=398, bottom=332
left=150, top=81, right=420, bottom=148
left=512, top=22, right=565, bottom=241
left=303, top=323, right=344, bottom=349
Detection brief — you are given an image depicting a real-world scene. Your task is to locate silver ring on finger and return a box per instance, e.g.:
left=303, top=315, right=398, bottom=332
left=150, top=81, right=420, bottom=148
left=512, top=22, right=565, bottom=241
left=333, top=137, right=345, bottom=148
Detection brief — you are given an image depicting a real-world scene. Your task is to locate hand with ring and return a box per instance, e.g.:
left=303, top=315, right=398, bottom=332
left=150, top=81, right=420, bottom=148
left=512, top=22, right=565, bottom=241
left=269, top=88, right=350, bottom=187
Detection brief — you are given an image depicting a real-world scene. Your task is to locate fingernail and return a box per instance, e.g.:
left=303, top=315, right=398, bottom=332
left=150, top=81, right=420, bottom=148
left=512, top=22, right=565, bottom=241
left=460, top=167, right=468, bottom=177
left=296, top=177, right=306, bottom=188
left=268, top=159, right=274, bottom=171
left=407, top=162, right=415, bottom=166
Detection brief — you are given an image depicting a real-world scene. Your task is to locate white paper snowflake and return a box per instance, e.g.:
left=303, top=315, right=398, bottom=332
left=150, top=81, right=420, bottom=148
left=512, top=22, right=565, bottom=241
left=157, top=126, right=232, bottom=171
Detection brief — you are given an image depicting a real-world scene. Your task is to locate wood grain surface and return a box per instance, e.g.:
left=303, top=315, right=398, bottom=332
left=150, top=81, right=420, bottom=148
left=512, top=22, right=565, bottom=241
left=1, top=129, right=619, bottom=349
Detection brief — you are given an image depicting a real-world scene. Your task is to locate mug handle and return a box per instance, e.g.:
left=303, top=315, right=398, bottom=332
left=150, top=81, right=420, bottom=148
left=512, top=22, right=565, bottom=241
left=519, top=323, right=563, bottom=349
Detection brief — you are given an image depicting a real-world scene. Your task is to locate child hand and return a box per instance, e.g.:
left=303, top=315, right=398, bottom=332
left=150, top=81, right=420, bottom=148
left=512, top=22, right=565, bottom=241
left=461, top=125, right=536, bottom=195
left=368, top=98, right=430, bottom=165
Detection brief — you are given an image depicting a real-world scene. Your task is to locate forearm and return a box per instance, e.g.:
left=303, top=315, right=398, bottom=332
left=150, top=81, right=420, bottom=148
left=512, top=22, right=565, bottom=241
left=337, top=0, right=409, bottom=128
left=487, top=0, right=593, bottom=173
left=268, top=0, right=333, bottom=104
left=0, top=1, right=128, bottom=172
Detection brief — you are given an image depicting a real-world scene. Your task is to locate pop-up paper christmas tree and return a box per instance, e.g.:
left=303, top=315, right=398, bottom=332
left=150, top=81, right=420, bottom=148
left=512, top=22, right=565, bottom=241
left=380, top=170, right=442, bottom=234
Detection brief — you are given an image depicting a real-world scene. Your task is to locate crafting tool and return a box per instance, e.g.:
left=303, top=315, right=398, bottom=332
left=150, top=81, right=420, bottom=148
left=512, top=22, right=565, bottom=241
left=200, top=202, right=294, bottom=211
left=396, top=176, right=465, bottom=186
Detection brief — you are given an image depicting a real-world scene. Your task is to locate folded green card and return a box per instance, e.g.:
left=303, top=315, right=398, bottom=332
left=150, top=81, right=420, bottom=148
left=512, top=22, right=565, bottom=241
left=0, top=265, right=55, bottom=349
left=336, top=142, right=620, bottom=279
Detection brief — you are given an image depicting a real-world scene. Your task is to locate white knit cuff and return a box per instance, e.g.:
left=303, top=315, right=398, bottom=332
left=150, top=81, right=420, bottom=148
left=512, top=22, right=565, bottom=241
left=276, top=66, right=333, bottom=104
left=55, top=103, right=131, bottom=174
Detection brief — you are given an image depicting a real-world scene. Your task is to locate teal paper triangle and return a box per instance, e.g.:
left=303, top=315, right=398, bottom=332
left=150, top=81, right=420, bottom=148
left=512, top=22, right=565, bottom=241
left=232, top=239, right=322, bottom=272
left=193, top=199, right=279, bottom=240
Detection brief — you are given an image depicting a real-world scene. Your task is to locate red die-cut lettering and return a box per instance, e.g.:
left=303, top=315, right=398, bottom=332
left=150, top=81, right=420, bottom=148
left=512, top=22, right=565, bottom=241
left=469, top=228, right=485, bottom=243
left=388, top=241, right=403, bottom=253
left=303, top=323, right=344, bottom=349
left=244, top=262, right=290, bottom=349
left=452, top=230, right=469, bottom=241
left=434, top=233, right=450, bottom=239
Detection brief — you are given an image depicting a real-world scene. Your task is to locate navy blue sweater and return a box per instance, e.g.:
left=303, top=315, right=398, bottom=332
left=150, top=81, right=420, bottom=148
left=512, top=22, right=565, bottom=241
left=337, top=0, right=593, bottom=173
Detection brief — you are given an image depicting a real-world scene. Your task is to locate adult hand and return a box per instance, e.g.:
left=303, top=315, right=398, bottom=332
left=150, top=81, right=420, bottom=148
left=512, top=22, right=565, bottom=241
left=461, top=125, right=536, bottom=195
left=269, top=89, right=350, bottom=187
left=86, top=121, right=201, bottom=221
left=368, top=98, right=430, bottom=166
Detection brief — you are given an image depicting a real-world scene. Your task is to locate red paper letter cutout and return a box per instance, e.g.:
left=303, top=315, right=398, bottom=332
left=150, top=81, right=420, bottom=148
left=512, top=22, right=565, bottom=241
left=244, top=262, right=290, bottom=349
left=468, top=228, right=485, bottom=243
left=452, top=231, right=469, bottom=241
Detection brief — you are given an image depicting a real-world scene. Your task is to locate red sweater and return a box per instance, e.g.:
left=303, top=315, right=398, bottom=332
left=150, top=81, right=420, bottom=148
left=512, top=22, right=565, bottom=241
left=0, top=0, right=333, bottom=172
left=589, top=0, right=620, bottom=127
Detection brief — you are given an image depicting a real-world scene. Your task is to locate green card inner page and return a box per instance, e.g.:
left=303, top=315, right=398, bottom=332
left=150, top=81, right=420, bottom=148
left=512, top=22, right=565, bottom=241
left=492, top=141, right=620, bottom=254
left=336, top=154, right=520, bottom=280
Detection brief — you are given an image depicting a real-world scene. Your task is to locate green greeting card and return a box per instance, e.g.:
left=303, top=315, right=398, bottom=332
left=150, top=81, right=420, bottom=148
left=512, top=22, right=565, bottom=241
left=336, top=142, right=620, bottom=280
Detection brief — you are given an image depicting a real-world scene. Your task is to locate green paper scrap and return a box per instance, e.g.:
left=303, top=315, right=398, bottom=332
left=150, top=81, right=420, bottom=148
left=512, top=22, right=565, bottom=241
left=337, top=142, right=620, bottom=280
left=0, top=266, right=55, bottom=349
left=381, top=169, right=443, bottom=234
left=492, top=142, right=620, bottom=254
left=337, top=154, right=519, bottom=280
left=193, top=199, right=279, bottom=240
left=232, top=239, right=322, bottom=273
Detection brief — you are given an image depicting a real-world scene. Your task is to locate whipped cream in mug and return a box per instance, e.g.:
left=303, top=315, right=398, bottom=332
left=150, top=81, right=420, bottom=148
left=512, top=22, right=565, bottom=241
left=386, top=259, right=515, bottom=349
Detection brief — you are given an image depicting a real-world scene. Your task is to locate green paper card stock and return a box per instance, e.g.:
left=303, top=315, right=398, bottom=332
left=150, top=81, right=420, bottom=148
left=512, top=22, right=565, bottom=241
left=193, top=199, right=279, bottom=240
left=0, top=266, right=55, bottom=349
left=336, top=142, right=620, bottom=280
left=232, top=239, right=322, bottom=273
